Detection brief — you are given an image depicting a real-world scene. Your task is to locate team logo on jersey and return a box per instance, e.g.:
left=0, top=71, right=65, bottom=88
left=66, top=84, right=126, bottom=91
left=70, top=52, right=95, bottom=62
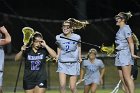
left=62, top=41, right=76, bottom=44
left=39, top=83, right=44, bottom=86
left=127, top=33, right=130, bottom=35
left=28, top=54, right=43, bottom=60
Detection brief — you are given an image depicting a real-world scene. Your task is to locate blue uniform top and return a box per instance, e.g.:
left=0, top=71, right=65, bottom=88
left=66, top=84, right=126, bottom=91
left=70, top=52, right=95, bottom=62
left=115, top=25, right=132, bottom=50
left=82, top=58, right=105, bottom=85
left=0, top=33, right=4, bottom=71
left=56, top=33, right=81, bottom=62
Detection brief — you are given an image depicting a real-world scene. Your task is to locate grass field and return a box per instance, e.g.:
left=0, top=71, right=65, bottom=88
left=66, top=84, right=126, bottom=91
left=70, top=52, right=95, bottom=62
left=4, top=88, right=140, bottom=93
left=3, top=55, right=140, bottom=93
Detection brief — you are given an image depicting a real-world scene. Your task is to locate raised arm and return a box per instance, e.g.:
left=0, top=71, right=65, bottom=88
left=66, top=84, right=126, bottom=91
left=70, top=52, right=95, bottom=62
left=0, top=26, right=11, bottom=45
left=15, top=45, right=26, bottom=61
left=45, top=44, right=56, bottom=58
left=41, top=40, right=57, bottom=58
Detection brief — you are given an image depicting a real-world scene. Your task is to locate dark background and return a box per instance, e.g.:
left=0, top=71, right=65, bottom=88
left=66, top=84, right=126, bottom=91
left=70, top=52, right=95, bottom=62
left=0, top=0, right=140, bottom=53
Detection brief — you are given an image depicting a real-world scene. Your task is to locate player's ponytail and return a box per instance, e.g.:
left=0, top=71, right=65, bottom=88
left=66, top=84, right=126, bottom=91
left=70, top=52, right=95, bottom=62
left=63, top=18, right=89, bottom=31
left=115, top=11, right=132, bottom=23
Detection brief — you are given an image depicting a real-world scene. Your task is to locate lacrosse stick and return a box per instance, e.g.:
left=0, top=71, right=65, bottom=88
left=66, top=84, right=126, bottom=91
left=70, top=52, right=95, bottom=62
left=14, top=27, right=34, bottom=93
left=14, top=60, right=23, bottom=93
left=60, top=36, right=100, bottom=48
left=110, top=80, right=121, bottom=93
left=60, top=36, right=115, bottom=56
left=76, top=79, right=85, bottom=86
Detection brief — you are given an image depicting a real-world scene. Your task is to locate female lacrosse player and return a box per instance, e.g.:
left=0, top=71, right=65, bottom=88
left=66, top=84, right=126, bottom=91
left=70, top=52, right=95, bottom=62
left=78, top=48, right=105, bottom=93
left=15, top=32, right=56, bottom=93
left=0, top=26, right=11, bottom=93
left=121, top=33, right=139, bottom=93
left=56, top=18, right=88, bottom=93
left=115, top=11, right=140, bottom=93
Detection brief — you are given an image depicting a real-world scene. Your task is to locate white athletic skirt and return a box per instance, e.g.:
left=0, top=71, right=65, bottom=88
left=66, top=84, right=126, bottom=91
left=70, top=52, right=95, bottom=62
left=115, top=49, right=134, bottom=66
left=57, top=62, right=80, bottom=75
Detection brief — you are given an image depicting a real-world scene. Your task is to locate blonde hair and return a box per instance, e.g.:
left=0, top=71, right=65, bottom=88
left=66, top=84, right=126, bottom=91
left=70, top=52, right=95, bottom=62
left=63, top=18, right=89, bottom=30
left=87, top=48, right=97, bottom=58
left=132, top=33, right=139, bottom=50
left=115, top=11, right=132, bottom=22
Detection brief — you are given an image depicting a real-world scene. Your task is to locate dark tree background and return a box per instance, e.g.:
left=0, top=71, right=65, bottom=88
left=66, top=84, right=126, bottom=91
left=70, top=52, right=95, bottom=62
left=0, top=0, right=140, bottom=53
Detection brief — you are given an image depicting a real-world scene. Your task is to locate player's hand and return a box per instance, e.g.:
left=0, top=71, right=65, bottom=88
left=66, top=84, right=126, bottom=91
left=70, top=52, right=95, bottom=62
left=132, top=54, right=140, bottom=59
left=21, top=45, right=27, bottom=51
left=78, top=57, right=82, bottom=63
left=76, top=79, right=83, bottom=85
left=0, top=26, right=8, bottom=33
left=55, top=55, right=59, bottom=63
left=40, top=40, right=47, bottom=47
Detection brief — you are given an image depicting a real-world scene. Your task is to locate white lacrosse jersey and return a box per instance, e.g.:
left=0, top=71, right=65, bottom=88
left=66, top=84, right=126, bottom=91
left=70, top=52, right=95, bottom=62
left=115, top=25, right=132, bottom=50
left=56, top=33, right=81, bottom=62
left=82, top=58, right=105, bottom=85
left=0, top=33, right=4, bottom=71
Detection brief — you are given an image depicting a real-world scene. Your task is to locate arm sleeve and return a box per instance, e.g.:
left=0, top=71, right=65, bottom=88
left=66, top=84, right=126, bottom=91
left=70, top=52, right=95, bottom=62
left=99, top=60, right=105, bottom=69
left=123, top=26, right=132, bottom=38
left=55, top=35, right=61, bottom=48
left=81, top=60, right=86, bottom=68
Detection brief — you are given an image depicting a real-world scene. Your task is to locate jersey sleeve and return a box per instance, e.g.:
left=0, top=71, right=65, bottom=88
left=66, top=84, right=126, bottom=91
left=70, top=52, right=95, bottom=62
left=78, top=35, right=81, bottom=45
left=55, top=35, right=61, bottom=47
left=76, top=34, right=81, bottom=41
left=98, top=60, right=105, bottom=69
left=81, top=60, right=86, bottom=68
left=123, top=26, right=132, bottom=38
left=74, top=34, right=81, bottom=46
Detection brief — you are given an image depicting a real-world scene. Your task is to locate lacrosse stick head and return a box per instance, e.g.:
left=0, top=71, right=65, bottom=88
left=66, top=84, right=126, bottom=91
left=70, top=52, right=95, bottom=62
left=22, top=27, right=34, bottom=45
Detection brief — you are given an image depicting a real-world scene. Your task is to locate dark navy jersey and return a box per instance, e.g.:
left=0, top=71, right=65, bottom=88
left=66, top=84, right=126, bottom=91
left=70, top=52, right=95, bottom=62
left=23, top=47, right=48, bottom=82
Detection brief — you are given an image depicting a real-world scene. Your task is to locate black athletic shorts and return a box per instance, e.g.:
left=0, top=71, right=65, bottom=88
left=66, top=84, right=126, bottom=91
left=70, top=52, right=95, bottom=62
left=23, top=80, right=47, bottom=90
left=131, top=65, right=138, bottom=80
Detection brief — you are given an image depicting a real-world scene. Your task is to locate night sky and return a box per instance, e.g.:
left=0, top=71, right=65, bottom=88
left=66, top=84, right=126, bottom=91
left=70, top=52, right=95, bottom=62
left=0, top=0, right=140, bottom=52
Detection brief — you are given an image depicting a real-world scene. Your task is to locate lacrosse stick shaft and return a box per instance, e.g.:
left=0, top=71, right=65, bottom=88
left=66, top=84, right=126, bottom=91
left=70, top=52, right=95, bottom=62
left=60, top=36, right=100, bottom=48
left=14, top=60, right=23, bottom=93
left=111, top=80, right=121, bottom=93
left=76, top=79, right=85, bottom=86
left=69, top=79, right=85, bottom=88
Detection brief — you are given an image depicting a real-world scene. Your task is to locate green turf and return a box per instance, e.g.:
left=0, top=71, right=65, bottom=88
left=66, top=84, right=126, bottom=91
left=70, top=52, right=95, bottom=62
left=4, top=88, right=140, bottom=93
left=3, top=55, right=140, bottom=92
